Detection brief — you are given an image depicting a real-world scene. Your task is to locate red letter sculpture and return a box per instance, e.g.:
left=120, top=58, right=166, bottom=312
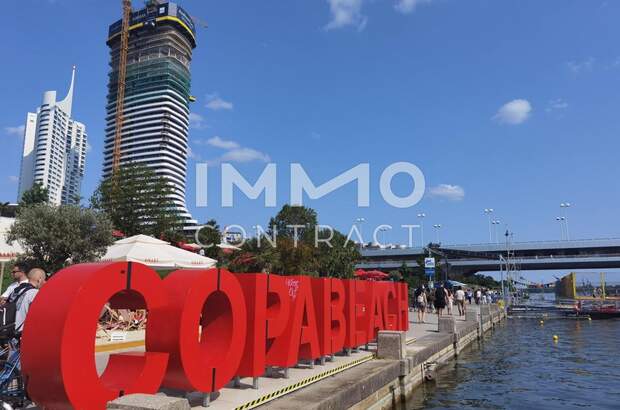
left=148, top=268, right=247, bottom=393
left=21, top=262, right=169, bottom=410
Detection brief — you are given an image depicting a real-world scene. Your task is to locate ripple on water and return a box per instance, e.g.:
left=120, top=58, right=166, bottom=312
left=407, top=319, right=620, bottom=410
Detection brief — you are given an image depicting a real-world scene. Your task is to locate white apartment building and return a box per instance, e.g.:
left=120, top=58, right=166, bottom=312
left=17, top=67, right=87, bottom=205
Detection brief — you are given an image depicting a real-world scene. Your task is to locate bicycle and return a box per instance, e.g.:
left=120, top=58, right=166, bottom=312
left=0, top=337, right=30, bottom=409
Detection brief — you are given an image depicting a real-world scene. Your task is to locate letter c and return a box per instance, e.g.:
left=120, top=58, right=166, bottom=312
left=21, top=262, right=169, bottom=410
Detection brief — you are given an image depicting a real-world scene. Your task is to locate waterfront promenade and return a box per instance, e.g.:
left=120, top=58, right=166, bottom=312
left=94, top=303, right=504, bottom=409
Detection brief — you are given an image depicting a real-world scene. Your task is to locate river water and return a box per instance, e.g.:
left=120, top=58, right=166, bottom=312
left=407, top=317, right=620, bottom=409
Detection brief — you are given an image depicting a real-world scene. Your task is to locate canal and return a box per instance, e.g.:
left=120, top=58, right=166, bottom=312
left=407, top=318, right=620, bottom=409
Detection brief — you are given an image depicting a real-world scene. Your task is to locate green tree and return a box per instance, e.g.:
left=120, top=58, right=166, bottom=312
left=8, top=204, right=114, bottom=274
left=90, top=163, right=184, bottom=239
left=268, top=204, right=317, bottom=241
left=315, top=229, right=360, bottom=278
left=226, top=206, right=360, bottom=277
left=19, top=182, right=49, bottom=207
left=196, top=219, right=222, bottom=259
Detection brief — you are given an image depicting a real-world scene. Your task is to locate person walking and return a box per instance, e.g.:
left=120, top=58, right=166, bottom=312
left=434, top=284, right=447, bottom=317
left=447, top=288, right=454, bottom=315
left=475, top=288, right=481, bottom=305
left=426, top=288, right=435, bottom=314
left=466, top=289, right=473, bottom=304
left=414, top=285, right=427, bottom=323
left=455, top=286, right=466, bottom=316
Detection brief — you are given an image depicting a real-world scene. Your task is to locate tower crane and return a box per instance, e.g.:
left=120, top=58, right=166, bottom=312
left=112, top=0, right=132, bottom=175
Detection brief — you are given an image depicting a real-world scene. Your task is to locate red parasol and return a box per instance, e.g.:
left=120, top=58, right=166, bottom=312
left=354, top=269, right=389, bottom=281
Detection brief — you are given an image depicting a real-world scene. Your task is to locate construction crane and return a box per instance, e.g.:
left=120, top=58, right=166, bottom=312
left=112, top=0, right=132, bottom=175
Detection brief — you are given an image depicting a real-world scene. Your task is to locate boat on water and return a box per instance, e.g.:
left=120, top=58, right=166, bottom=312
left=580, top=305, right=620, bottom=320
left=572, top=299, right=620, bottom=320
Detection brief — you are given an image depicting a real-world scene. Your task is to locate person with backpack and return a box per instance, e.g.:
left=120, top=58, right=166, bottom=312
left=0, top=263, right=29, bottom=306
left=0, top=268, right=46, bottom=390
left=0, top=268, right=45, bottom=340
left=14, top=268, right=46, bottom=334
left=434, top=284, right=448, bottom=317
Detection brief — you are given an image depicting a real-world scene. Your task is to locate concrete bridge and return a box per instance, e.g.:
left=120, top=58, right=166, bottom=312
left=357, top=238, right=620, bottom=275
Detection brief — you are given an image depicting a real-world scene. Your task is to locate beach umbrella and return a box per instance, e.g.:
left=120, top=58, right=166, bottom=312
left=101, top=234, right=217, bottom=269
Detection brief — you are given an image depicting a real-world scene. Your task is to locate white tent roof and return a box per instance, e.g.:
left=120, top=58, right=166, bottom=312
left=0, top=217, right=22, bottom=263
left=101, top=234, right=217, bottom=269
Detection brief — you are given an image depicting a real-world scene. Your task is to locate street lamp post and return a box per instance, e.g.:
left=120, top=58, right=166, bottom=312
left=556, top=217, right=566, bottom=240
left=491, top=220, right=501, bottom=243
left=355, top=217, right=366, bottom=247
left=417, top=213, right=426, bottom=246
left=378, top=226, right=389, bottom=247
left=560, top=202, right=571, bottom=240
left=433, top=224, right=442, bottom=243
left=484, top=208, right=494, bottom=243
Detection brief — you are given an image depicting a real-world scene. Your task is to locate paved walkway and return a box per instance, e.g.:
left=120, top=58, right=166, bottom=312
left=92, top=303, right=480, bottom=409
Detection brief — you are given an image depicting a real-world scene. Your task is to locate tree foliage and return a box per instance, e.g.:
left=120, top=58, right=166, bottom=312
left=19, top=182, right=49, bottom=208
left=268, top=204, right=317, bottom=241
left=315, top=229, right=360, bottom=278
left=228, top=205, right=360, bottom=277
left=90, top=163, right=184, bottom=240
left=196, top=219, right=222, bottom=259
left=8, top=204, right=114, bottom=274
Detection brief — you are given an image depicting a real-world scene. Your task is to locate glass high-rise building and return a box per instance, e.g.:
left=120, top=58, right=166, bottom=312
left=104, top=1, right=197, bottom=226
left=18, top=67, right=88, bottom=206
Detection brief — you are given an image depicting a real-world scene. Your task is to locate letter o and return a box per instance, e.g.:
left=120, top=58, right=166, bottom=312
left=379, top=162, right=425, bottom=208
left=148, top=268, right=247, bottom=392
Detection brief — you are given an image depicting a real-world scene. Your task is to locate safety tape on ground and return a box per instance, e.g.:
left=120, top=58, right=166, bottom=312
left=233, top=354, right=375, bottom=410
left=94, top=340, right=145, bottom=353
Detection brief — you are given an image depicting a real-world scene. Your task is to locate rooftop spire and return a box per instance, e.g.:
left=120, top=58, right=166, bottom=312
left=58, top=65, right=76, bottom=117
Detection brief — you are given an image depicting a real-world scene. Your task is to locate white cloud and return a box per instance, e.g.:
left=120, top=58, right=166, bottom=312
left=493, top=99, right=532, bottom=125
left=8, top=175, right=18, bottom=183
left=546, top=98, right=568, bottom=113
left=395, top=0, right=433, bottom=14
left=205, top=93, right=233, bottom=111
left=325, top=0, right=367, bottom=31
left=207, top=136, right=240, bottom=150
left=192, top=136, right=271, bottom=165
left=428, top=184, right=465, bottom=201
left=567, top=58, right=595, bottom=74
left=217, top=148, right=271, bottom=164
left=4, top=125, right=25, bottom=137
left=189, top=112, right=207, bottom=129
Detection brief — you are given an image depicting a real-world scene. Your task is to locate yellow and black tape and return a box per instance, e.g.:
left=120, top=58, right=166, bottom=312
left=234, top=354, right=374, bottom=410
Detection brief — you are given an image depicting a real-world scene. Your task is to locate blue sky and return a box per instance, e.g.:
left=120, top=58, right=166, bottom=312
left=2, top=0, right=620, bottom=279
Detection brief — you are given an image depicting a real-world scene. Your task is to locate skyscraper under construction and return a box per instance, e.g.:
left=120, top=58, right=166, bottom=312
left=104, top=1, right=197, bottom=226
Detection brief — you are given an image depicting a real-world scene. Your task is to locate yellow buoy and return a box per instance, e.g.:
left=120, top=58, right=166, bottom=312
left=553, top=335, right=559, bottom=342
left=539, top=320, right=544, bottom=325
